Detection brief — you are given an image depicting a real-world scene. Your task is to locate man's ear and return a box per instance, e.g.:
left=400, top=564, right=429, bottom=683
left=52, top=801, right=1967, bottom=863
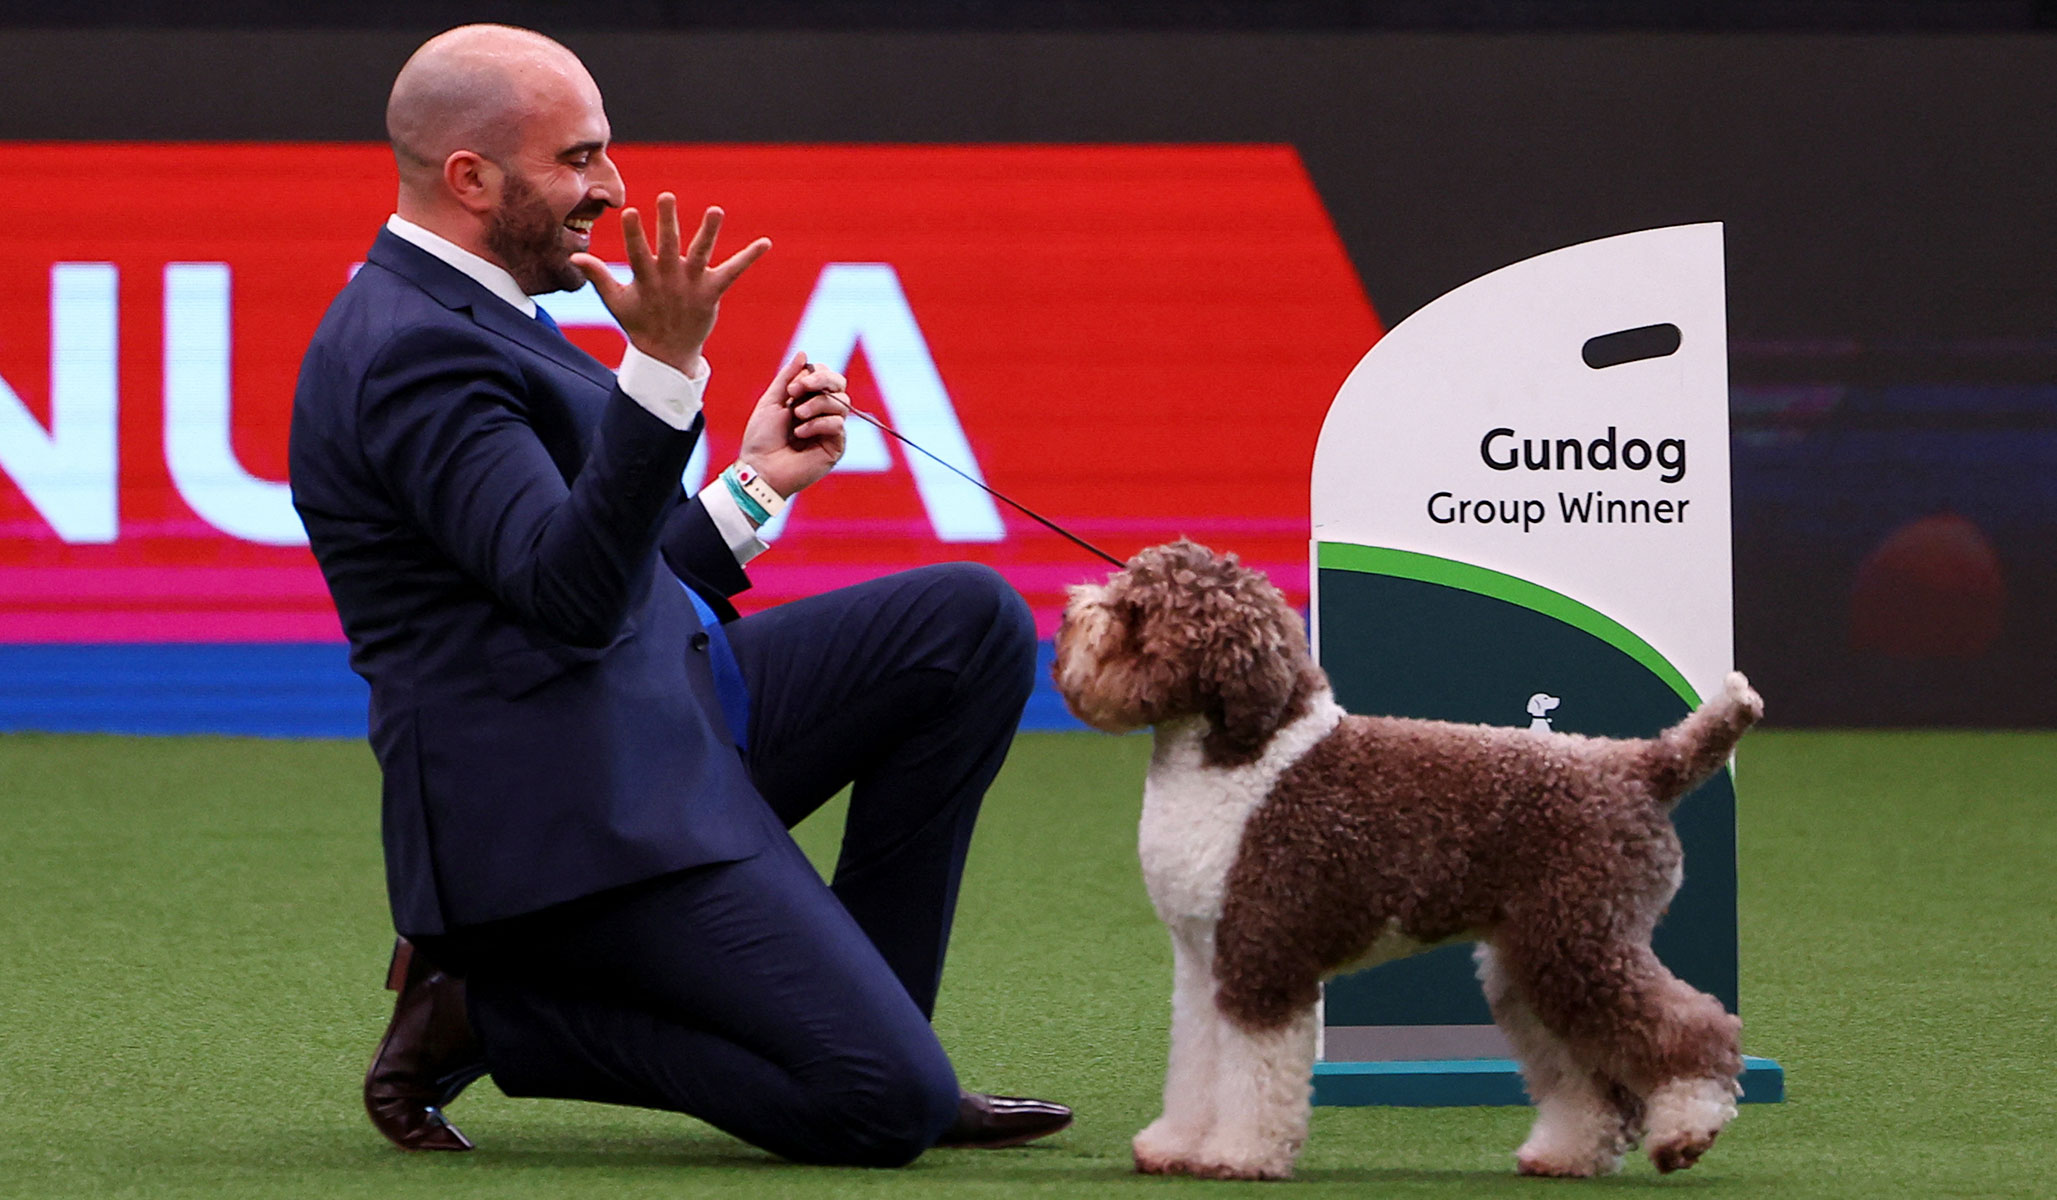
left=444, top=150, right=499, bottom=215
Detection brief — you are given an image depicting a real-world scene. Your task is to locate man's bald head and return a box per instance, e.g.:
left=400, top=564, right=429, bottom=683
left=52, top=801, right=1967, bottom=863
left=385, top=24, right=624, bottom=291
left=387, top=24, right=594, bottom=191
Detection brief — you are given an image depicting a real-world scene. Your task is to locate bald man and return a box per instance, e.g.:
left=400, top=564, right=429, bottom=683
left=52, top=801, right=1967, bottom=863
left=289, top=24, right=1069, bottom=1166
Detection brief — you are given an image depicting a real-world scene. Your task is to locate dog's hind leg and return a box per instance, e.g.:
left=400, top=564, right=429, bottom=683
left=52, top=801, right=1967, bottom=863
left=1510, top=936, right=1742, bottom=1175
left=1187, top=1002, right=1318, bottom=1181
left=1476, top=944, right=1637, bottom=1177
left=1630, top=972, right=1742, bottom=1175
left=1133, top=921, right=1223, bottom=1175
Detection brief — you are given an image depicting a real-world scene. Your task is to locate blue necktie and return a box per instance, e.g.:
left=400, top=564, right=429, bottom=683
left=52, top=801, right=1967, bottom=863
left=534, top=306, right=562, bottom=335
left=681, top=582, right=751, bottom=754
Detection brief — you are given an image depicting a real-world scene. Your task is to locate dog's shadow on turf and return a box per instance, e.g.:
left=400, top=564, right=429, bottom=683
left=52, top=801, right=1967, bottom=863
left=1291, top=1167, right=1718, bottom=1189
left=445, top=1144, right=1709, bottom=1190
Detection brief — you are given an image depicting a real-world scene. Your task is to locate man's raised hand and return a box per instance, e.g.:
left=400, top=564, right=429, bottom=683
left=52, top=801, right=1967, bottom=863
left=570, top=194, right=769, bottom=376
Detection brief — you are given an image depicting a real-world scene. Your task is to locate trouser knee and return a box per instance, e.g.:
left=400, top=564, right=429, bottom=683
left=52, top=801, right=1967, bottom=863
left=920, top=562, right=1035, bottom=700
left=797, top=1051, right=960, bottom=1167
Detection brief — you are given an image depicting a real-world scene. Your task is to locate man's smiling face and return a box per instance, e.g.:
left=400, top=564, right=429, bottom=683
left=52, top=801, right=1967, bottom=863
left=483, top=66, right=624, bottom=295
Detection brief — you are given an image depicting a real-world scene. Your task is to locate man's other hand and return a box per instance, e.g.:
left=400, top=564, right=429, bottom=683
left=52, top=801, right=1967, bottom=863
left=740, top=354, right=850, bottom=500
left=571, top=194, right=768, bottom=377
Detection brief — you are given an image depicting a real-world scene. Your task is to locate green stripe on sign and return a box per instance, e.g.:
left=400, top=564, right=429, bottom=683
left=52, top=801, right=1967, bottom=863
left=1316, top=542, right=1701, bottom=709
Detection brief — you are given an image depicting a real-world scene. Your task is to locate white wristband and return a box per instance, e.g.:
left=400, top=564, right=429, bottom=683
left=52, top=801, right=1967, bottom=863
left=722, top=462, right=787, bottom=524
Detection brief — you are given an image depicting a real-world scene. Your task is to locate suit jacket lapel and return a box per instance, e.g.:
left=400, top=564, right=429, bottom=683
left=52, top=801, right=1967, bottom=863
left=365, top=230, right=620, bottom=391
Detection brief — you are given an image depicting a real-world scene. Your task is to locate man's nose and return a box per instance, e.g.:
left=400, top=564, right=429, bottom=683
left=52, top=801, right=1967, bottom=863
left=591, top=153, right=625, bottom=207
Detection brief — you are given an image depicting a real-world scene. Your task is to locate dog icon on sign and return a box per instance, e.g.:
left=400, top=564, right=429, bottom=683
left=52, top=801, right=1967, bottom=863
left=1526, top=693, right=1560, bottom=732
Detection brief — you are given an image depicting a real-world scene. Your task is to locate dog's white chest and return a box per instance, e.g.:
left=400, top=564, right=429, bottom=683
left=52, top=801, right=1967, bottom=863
left=1139, top=734, right=1260, bottom=924
left=1138, top=700, right=1343, bottom=923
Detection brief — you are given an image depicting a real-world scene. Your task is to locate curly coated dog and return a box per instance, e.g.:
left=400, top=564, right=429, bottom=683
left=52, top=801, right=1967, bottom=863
left=1053, top=540, right=1763, bottom=1181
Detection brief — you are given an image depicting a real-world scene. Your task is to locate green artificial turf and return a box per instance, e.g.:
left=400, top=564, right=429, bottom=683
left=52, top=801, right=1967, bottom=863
left=1, top=729, right=2052, bottom=1198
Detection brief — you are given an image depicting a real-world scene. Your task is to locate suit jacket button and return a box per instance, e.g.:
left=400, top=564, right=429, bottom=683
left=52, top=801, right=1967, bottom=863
left=690, top=632, right=710, bottom=651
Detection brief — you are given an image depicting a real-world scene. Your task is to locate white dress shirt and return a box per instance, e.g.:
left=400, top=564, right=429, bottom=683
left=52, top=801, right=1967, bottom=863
left=385, top=214, right=767, bottom=564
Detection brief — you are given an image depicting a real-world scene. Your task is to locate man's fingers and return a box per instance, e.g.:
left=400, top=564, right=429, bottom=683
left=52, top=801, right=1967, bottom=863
left=764, top=351, right=809, bottom=400
left=620, top=207, right=652, bottom=280
left=570, top=253, right=624, bottom=304
left=789, top=390, right=852, bottom=421
left=653, top=193, right=682, bottom=264
left=792, top=413, right=846, bottom=442
left=710, top=236, right=772, bottom=288
left=789, top=367, right=848, bottom=398
left=684, top=205, right=723, bottom=271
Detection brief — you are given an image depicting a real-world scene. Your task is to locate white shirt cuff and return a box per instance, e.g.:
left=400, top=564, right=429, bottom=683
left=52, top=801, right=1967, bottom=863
left=699, top=477, right=770, bottom=565
left=616, top=347, right=706, bottom=431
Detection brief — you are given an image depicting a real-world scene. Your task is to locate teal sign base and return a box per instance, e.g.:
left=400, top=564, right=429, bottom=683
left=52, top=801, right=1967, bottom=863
left=1313, top=1057, right=1786, bottom=1107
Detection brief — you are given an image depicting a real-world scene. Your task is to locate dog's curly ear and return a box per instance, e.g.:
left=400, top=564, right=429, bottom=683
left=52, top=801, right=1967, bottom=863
left=1203, top=640, right=1298, bottom=766
left=1195, top=560, right=1308, bottom=766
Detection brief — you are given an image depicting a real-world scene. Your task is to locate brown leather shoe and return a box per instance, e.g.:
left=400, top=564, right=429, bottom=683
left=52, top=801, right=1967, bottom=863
left=935, top=1090, right=1073, bottom=1148
left=364, top=937, right=488, bottom=1151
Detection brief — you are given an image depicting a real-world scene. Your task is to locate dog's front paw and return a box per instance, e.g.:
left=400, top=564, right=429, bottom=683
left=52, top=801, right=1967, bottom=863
left=1186, top=1136, right=1297, bottom=1181
left=1134, top=1153, right=1202, bottom=1177
left=1188, top=1157, right=1295, bottom=1181
left=1132, top=1120, right=1205, bottom=1176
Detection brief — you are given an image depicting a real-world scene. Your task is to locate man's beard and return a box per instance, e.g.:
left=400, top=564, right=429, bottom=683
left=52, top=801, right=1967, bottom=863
left=483, top=169, right=586, bottom=295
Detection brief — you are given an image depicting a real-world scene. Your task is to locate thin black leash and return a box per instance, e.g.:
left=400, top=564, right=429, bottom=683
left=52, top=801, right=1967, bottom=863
left=848, top=407, right=1126, bottom=568
left=816, top=400, right=1126, bottom=569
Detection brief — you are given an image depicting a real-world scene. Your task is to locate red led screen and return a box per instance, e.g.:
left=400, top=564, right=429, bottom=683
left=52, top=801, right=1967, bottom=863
left=0, top=144, right=1381, bottom=641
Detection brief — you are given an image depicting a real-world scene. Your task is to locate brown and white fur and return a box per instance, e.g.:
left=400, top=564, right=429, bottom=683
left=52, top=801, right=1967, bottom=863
left=1053, top=540, right=1763, bottom=1181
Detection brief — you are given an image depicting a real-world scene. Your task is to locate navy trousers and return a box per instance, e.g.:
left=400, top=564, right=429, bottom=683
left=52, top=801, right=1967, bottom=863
left=432, top=564, right=1036, bottom=1166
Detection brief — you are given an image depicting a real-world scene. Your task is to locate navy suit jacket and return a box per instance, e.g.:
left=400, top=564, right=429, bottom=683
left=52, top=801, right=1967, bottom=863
left=289, top=230, right=767, bottom=937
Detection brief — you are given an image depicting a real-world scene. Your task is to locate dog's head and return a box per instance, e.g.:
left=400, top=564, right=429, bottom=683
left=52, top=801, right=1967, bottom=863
left=1053, top=539, right=1321, bottom=764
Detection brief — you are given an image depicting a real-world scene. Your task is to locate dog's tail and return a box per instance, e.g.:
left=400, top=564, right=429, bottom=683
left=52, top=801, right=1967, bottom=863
left=1628, top=672, right=1764, bottom=806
